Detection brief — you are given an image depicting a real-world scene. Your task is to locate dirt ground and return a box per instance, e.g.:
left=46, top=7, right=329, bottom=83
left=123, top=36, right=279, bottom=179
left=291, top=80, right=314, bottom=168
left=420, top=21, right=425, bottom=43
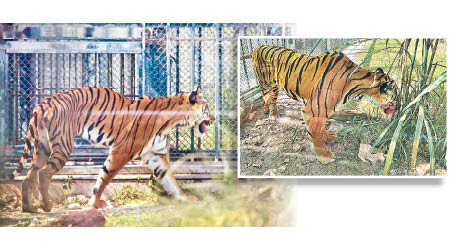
left=0, top=201, right=162, bottom=227
left=0, top=182, right=163, bottom=227
left=239, top=92, right=446, bottom=177
left=0, top=180, right=292, bottom=227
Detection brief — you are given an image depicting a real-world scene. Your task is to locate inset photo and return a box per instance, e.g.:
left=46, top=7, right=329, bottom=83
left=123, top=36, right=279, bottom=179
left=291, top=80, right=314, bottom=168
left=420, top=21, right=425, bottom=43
left=238, top=38, right=447, bottom=177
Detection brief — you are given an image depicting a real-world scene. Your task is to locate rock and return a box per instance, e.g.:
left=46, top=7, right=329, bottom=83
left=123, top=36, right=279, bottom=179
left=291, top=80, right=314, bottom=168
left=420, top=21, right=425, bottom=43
left=66, top=196, right=74, bottom=204
left=75, top=195, right=89, bottom=205
left=436, top=168, right=447, bottom=176
left=358, top=144, right=385, bottom=163
left=255, top=120, right=265, bottom=127
left=263, top=169, right=276, bottom=176
left=44, top=208, right=106, bottom=227
left=30, top=218, right=40, bottom=226
left=106, top=200, right=115, bottom=208
left=415, top=163, right=430, bottom=176
left=257, top=185, right=273, bottom=200
left=253, top=159, right=263, bottom=168
left=414, top=165, right=446, bottom=176
left=68, top=203, right=81, bottom=210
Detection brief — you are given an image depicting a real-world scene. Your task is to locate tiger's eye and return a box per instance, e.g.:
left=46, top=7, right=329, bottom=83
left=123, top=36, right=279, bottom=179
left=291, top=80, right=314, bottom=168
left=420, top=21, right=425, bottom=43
left=380, top=82, right=388, bottom=94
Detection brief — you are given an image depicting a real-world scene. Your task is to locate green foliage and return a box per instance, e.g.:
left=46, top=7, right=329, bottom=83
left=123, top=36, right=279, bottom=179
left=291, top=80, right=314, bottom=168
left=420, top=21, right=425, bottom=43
left=61, top=175, right=74, bottom=199
left=383, top=112, right=408, bottom=176
left=112, top=182, right=158, bottom=206
left=410, top=105, right=425, bottom=174
left=361, top=39, right=447, bottom=175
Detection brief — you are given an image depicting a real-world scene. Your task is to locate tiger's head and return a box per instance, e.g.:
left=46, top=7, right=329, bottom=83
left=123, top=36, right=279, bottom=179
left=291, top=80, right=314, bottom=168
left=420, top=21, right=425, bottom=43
left=175, top=88, right=215, bottom=137
left=356, top=68, right=397, bottom=114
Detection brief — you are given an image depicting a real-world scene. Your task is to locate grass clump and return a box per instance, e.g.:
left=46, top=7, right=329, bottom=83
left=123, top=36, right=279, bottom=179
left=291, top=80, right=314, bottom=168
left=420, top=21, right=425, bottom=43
left=112, top=181, right=159, bottom=206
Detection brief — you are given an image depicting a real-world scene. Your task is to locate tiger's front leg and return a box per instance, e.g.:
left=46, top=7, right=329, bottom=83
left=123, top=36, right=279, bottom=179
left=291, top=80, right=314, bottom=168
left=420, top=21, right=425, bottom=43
left=303, top=113, right=335, bottom=164
left=88, top=153, right=130, bottom=209
left=142, top=153, right=196, bottom=202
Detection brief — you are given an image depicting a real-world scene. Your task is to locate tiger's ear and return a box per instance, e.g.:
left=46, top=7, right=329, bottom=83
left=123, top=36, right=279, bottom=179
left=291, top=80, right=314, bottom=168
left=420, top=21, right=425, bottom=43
left=376, top=68, right=384, bottom=74
left=189, top=87, right=201, bottom=104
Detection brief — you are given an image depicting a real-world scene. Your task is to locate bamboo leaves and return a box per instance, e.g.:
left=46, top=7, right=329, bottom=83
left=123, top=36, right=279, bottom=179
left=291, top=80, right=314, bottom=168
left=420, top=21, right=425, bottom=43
left=423, top=118, right=436, bottom=176
left=410, top=105, right=425, bottom=175
left=383, top=112, right=408, bottom=176
left=369, top=38, right=446, bottom=176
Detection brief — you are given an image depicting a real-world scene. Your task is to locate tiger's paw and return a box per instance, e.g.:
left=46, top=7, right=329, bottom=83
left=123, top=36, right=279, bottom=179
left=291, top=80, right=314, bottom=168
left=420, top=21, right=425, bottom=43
left=89, top=198, right=106, bottom=209
left=317, top=155, right=335, bottom=164
left=269, top=112, right=279, bottom=120
left=324, top=130, right=337, bottom=144
left=22, top=203, right=38, bottom=213
left=312, top=145, right=335, bottom=164
left=263, top=105, right=270, bottom=114
left=40, top=200, right=53, bottom=212
left=175, top=194, right=199, bottom=202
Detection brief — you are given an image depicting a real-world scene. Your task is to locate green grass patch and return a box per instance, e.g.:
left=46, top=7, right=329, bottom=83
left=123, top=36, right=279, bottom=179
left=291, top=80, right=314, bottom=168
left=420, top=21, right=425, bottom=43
left=106, top=181, right=292, bottom=227
left=112, top=182, right=159, bottom=206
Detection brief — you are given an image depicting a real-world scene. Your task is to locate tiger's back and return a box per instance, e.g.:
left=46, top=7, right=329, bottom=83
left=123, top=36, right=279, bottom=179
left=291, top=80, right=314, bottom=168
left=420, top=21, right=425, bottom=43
left=252, top=45, right=356, bottom=106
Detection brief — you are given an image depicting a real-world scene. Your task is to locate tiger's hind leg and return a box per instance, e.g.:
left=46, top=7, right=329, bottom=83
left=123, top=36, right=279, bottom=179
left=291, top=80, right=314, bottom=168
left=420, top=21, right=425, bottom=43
left=269, top=84, right=280, bottom=120
left=88, top=152, right=130, bottom=209
left=37, top=133, right=74, bottom=212
left=259, top=86, right=271, bottom=114
left=37, top=150, right=70, bottom=212
left=21, top=145, right=50, bottom=213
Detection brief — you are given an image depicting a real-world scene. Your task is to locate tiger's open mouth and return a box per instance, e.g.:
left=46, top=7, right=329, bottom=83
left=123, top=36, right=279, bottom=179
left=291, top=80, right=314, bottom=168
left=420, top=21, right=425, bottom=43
left=381, top=102, right=396, bottom=114
left=199, top=120, right=211, bottom=134
left=194, top=113, right=215, bottom=136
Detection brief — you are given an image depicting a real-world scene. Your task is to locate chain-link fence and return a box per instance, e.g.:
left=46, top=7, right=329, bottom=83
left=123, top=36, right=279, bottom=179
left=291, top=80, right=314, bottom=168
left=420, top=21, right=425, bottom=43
left=239, top=38, right=361, bottom=97
left=0, top=23, right=295, bottom=162
left=5, top=52, right=140, bottom=146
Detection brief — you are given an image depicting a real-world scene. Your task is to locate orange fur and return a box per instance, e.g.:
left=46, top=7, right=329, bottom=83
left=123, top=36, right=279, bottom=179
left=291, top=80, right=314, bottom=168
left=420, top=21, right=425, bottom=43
left=15, top=87, right=214, bottom=212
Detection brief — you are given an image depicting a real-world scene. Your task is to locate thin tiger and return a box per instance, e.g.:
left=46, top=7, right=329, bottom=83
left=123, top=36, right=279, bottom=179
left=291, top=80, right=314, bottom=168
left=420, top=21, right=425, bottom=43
left=252, top=45, right=396, bottom=164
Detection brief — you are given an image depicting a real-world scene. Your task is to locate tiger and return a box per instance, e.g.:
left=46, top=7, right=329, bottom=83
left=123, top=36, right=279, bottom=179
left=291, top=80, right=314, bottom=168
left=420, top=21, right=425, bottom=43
left=11, top=87, right=215, bottom=213
left=252, top=45, right=396, bottom=164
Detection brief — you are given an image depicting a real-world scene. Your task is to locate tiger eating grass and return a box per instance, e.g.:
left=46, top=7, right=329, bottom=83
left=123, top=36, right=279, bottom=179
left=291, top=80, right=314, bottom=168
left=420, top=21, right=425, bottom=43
left=252, top=45, right=396, bottom=164
left=11, top=87, right=214, bottom=213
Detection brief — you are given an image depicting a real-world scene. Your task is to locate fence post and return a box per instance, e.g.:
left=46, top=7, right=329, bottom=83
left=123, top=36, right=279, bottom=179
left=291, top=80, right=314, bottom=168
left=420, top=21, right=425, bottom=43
left=0, top=47, right=7, bottom=146
left=214, top=23, right=223, bottom=161
left=175, top=26, right=180, bottom=151
left=190, top=24, right=196, bottom=153
left=139, top=23, right=146, bottom=97
left=197, top=25, right=202, bottom=150
left=166, top=24, right=171, bottom=96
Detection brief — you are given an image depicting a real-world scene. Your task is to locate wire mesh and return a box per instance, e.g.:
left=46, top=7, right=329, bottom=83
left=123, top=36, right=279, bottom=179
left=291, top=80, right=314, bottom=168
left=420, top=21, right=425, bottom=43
left=1, top=23, right=295, bottom=159
left=5, top=52, right=140, bottom=145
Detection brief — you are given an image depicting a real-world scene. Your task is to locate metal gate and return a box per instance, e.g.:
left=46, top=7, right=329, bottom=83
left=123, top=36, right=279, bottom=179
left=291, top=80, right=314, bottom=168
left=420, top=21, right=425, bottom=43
left=0, top=23, right=295, bottom=162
